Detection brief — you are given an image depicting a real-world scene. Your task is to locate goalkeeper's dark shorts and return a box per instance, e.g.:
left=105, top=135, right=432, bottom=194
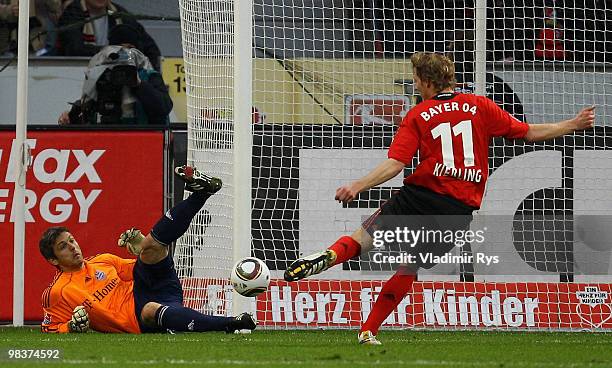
left=362, top=184, right=477, bottom=269
left=133, top=254, right=183, bottom=333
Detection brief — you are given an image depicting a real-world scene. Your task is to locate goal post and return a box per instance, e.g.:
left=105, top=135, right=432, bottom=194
left=176, top=0, right=612, bottom=330
left=175, top=0, right=253, bottom=317
left=232, top=0, right=254, bottom=316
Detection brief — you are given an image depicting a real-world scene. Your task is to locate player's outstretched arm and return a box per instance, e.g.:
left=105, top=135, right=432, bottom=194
left=524, top=106, right=595, bottom=142
left=335, top=158, right=405, bottom=204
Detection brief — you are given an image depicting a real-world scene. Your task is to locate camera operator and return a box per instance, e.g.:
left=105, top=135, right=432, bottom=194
left=58, top=45, right=172, bottom=125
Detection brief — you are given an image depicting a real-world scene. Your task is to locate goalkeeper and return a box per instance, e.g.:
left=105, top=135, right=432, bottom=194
left=40, top=166, right=256, bottom=334
left=284, top=52, right=595, bottom=344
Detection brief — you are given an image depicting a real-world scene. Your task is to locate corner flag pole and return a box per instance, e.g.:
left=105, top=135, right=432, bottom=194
left=13, top=0, right=31, bottom=327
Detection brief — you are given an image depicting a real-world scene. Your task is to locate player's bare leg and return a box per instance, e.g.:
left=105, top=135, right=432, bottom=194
left=284, top=227, right=374, bottom=281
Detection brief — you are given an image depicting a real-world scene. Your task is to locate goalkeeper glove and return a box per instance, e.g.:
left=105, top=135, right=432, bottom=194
left=68, top=306, right=89, bottom=333
left=118, top=228, right=144, bottom=256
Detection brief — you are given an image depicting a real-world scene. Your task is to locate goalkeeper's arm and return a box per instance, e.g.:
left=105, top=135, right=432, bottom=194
left=41, top=306, right=89, bottom=333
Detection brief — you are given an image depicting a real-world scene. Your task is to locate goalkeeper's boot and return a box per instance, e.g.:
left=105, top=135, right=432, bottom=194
left=358, top=330, right=382, bottom=345
left=175, top=165, right=222, bottom=194
left=284, top=250, right=337, bottom=281
left=227, top=312, right=257, bottom=333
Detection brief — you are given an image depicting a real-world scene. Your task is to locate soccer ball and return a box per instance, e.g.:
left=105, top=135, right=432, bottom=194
left=230, top=257, right=270, bottom=297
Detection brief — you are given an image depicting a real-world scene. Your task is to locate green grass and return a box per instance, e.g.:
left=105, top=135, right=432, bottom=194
left=1, top=327, right=612, bottom=367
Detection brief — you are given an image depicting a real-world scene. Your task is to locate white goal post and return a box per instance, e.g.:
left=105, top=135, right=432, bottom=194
left=176, top=0, right=612, bottom=331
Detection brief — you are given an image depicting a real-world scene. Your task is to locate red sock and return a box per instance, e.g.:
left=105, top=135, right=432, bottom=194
left=361, top=270, right=416, bottom=335
left=328, top=236, right=361, bottom=265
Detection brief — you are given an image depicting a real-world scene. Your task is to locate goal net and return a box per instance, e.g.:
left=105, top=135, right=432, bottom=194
left=176, top=0, right=612, bottom=330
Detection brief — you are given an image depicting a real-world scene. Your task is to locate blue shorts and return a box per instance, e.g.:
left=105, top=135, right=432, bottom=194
left=133, top=255, right=183, bottom=333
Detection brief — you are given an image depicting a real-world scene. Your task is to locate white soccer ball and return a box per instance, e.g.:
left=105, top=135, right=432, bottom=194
left=230, top=257, right=270, bottom=297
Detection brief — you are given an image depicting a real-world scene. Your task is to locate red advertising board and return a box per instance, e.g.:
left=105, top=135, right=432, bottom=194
left=0, top=130, right=163, bottom=322
left=251, top=280, right=612, bottom=330
left=181, top=278, right=612, bottom=330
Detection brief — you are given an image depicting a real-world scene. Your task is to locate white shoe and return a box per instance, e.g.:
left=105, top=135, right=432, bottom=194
left=358, top=330, right=382, bottom=345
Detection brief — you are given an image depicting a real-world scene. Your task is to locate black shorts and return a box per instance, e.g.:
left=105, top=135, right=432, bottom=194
left=133, top=255, right=183, bottom=333
left=362, top=185, right=477, bottom=269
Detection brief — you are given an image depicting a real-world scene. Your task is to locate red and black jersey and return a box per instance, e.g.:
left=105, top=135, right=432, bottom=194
left=388, top=92, right=529, bottom=209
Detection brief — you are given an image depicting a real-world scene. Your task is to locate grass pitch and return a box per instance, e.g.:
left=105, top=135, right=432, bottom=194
left=1, top=327, right=612, bottom=367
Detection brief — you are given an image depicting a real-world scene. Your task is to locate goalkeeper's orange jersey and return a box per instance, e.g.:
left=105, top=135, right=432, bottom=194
left=41, top=253, right=140, bottom=333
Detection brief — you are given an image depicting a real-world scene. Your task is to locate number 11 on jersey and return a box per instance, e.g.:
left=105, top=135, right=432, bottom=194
left=431, top=119, right=475, bottom=168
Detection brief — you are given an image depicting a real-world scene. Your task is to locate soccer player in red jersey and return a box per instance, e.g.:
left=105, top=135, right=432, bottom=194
left=284, top=52, right=595, bottom=344
left=40, top=166, right=256, bottom=334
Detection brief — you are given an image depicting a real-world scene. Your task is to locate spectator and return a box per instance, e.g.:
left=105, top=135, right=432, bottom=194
left=0, top=0, right=64, bottom=55
left=58, top=0, right=161, bottom=70
left=0, top=0, right=19, bottom=55
left=35, top=0, right=68, bottom=55
left=0, top=0, right=17, bottom=20
left=534, top=0, right=567, bottom=60
left=58, top=45, right=172, bottom=125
